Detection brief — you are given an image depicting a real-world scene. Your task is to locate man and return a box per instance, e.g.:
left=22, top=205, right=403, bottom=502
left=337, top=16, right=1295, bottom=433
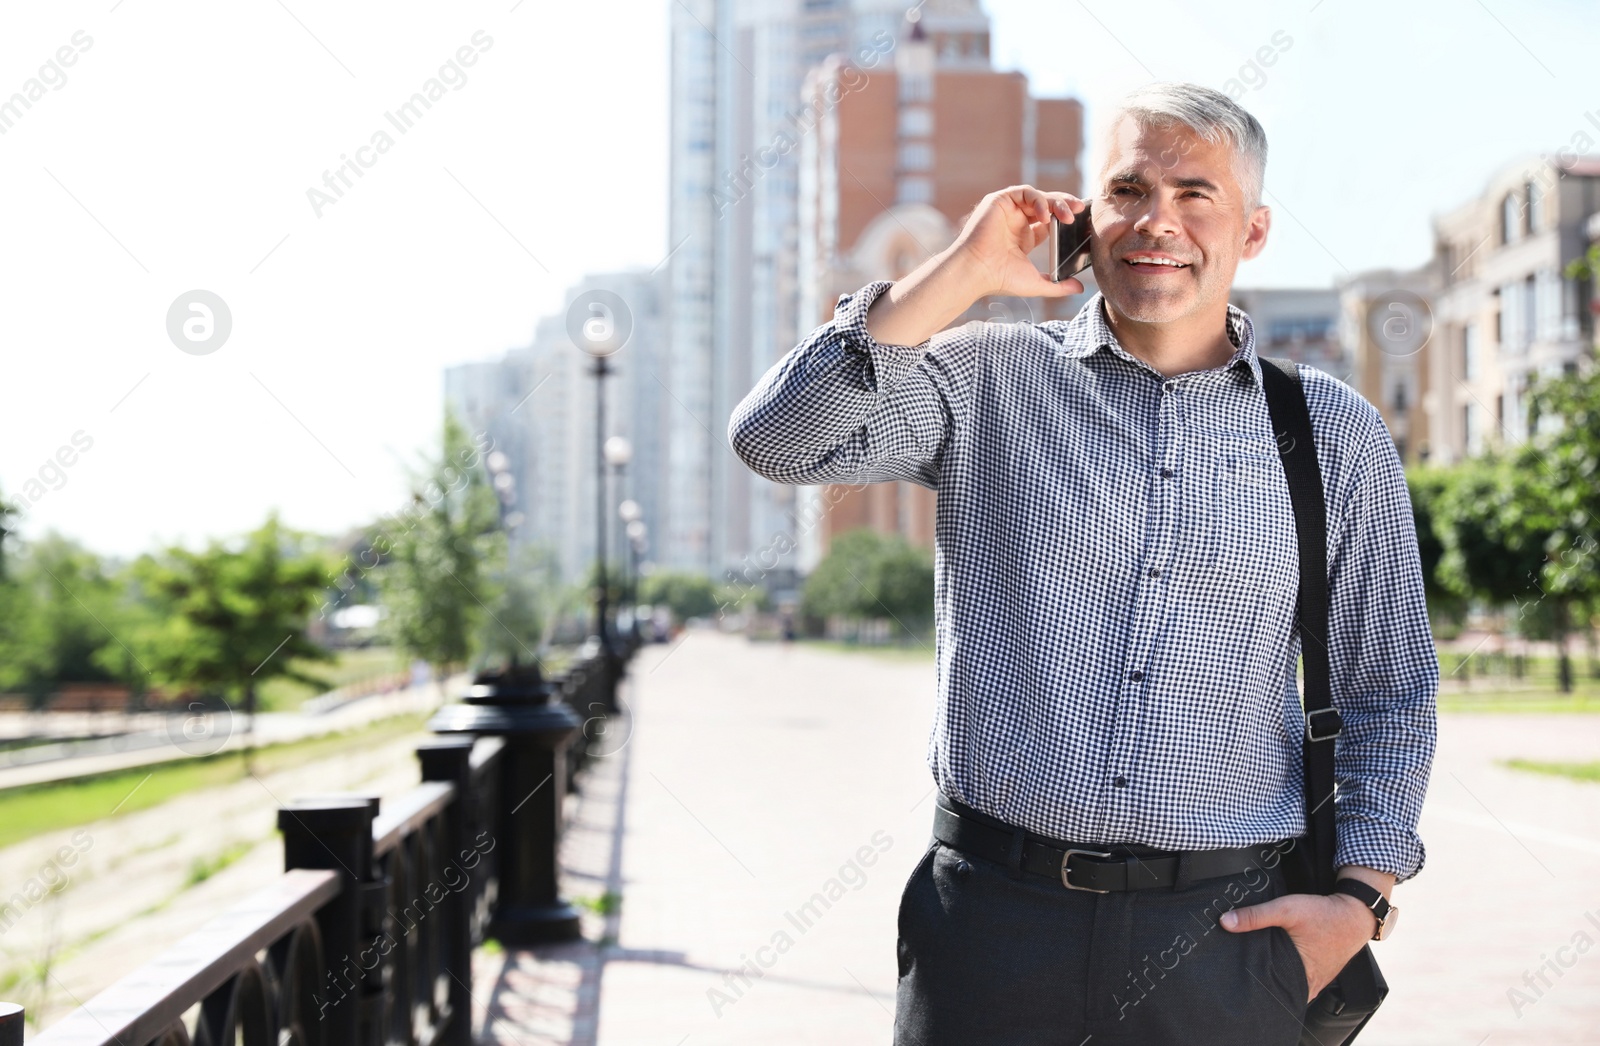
left=727, top=82, right=1436, bottom=1044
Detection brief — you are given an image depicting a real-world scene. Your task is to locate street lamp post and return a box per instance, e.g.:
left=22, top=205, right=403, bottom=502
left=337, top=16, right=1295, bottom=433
left=626, top=518, right=646, bottom=644
left=570, top=288, right=633, bottom=710
left=620, top=504, right=643, bottom=643
left=603, top=437, right=632, bottom=656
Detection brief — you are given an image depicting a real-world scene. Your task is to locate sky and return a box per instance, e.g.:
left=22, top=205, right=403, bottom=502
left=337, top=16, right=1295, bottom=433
left=0, top=0, right=1593, bottom=558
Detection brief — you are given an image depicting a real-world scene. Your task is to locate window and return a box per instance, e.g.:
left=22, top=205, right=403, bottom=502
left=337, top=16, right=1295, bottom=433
left=899, top=71, right=932, bottom=103
left=1499, top=281, right=1523, bottom=352
left=898, top=141, right=933, bottom=171
left=1502, top=192, right=1520, bottom=245
left=1267, top=316, right=1336, bottom=345
left=1463, top=322, right=1478, bottom=380
left=1393, top=380, right=1408, bottom=411
left=1527, top=179, right=1545, bottom=231
left=1534, top=268, right=1566, bottom=343
left=1524, top=274, right=1538, bottom=346
left=1496, top=393, right=1504, bottom=425
left=898, top=106, right=932, bottom=137
left=896, top=176, right=932, bottom=205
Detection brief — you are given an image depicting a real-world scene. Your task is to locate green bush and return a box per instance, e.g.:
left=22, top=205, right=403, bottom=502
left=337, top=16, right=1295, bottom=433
left=801, top=528, right=933, bottom=637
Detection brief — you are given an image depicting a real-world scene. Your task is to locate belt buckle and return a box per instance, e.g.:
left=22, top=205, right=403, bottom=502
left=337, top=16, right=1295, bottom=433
left=1060, top=848, right=1114, bottom=892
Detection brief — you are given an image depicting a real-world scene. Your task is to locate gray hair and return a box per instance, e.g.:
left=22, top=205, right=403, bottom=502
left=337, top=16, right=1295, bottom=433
left=1103, top=82, right=1268, bottom=212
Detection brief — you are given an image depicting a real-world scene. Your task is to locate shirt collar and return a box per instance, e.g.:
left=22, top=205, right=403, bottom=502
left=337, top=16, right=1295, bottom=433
left=1051, top=292, right=1262, bottom=388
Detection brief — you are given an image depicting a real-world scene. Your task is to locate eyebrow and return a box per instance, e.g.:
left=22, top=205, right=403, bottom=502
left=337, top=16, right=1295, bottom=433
left=1106, top=169, right=1222, bottom=193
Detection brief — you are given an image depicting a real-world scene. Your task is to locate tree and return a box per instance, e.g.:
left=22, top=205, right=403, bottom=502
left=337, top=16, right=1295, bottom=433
left=478, top=542, right=573, bottom=667
left=2, top=535, right=139, bottom=703
left=0, top=489, right=17, bottom=582
left=376, top=411, right=504, bottom=687
left=638, top=570, right=719, bottom=622
left=1519, top=365, right=1600, bottom=687
left=1405, top=466, right=1468, bottom=630
left=1433, top=453, right=1574, bottom=689
left=132, top=513, right=338, bottom=739
left=800, top=528, right=935, bottom=639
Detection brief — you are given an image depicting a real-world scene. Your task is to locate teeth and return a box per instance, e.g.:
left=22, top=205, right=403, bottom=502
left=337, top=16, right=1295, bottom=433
left=1127, top=257, right=1185, bottom=267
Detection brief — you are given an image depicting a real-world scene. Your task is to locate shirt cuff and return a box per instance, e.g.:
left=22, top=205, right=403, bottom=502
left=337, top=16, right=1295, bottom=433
left=1334, top=812, right=1427, bottom=884
left=831, top=281, right=932, bottom=399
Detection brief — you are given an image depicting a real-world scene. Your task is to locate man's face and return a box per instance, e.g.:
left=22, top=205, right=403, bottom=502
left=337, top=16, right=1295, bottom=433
left=1088, top=115, right=1269, bottom=325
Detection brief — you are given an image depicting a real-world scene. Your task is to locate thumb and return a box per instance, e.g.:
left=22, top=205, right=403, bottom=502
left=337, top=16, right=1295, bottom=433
left=1025, top=269, right=1082, bottom=298
left=1220, top=897, right=1288, bottom=933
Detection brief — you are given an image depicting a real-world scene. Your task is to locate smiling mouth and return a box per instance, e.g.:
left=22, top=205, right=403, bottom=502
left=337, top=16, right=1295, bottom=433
left=1123, top=257, right=1191, bottom=273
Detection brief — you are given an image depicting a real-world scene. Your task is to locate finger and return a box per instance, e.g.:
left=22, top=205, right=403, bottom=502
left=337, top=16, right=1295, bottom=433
left=1026, top=269, right=1078, bottom=298
left=1220, top=898, right=1285, bottom=932
left=1011, top=185, right=1053, bottom=226
left=1045, top=192, right=1084, bottom=222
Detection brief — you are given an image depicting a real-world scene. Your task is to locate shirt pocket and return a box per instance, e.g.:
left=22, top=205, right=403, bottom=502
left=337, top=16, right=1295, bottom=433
left=1206, top=437, right=1299, bottom=592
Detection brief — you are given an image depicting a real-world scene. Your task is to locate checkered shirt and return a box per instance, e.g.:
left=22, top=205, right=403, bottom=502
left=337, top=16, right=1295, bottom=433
left=727, top=280, right=1439, bottom=882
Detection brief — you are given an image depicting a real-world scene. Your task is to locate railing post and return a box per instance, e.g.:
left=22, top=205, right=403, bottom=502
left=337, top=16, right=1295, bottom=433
left=556, top=668, right=589, bottom=790
left=430, top=664, right=582, bottom=944
left=279, top=798, right=380, bottom=1046
left=0, top=1002, right=22, bottom=1046
left=417, top=737, right=476, bottom=1046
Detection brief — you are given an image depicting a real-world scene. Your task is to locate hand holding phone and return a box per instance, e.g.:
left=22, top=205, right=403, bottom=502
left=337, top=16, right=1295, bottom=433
left=1047, top=202, right=1093, bottom=283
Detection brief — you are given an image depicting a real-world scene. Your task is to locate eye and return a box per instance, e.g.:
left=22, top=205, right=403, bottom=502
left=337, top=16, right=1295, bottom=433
left=1112, top=186, right=1138, bottom=196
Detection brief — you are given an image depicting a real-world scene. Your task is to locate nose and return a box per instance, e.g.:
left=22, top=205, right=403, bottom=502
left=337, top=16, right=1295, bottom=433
left=1132, top=191, right=1181, bottom=239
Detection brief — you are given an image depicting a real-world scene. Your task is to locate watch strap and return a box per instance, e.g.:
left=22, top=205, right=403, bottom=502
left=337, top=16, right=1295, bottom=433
left=1332, top=877, right=1392, bottom=939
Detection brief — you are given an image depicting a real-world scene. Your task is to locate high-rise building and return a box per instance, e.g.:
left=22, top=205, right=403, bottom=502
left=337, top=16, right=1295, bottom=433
left=667, top=0, right=1025, bottom=591
left=791, top=4, right=1083, bottom=572
left=445, top=270, right=666, bottom=586
left=667, top=0, right=886, bottom=586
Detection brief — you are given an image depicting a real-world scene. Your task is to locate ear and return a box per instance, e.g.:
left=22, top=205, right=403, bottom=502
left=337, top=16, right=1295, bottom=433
left=1240, top=204, right=1271, bottom=261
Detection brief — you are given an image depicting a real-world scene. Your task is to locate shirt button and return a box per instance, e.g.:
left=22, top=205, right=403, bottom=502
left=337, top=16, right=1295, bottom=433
left=1129, top=670, right=1144, bottom=682
left=1147, top=567, right=1161, bottom=578
left=1159, top=467, right=1174, bottom=478
left=1114, top=775, right=1129, bottom=788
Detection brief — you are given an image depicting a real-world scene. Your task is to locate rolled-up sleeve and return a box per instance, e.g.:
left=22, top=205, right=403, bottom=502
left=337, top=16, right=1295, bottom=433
left=727, top=280, right=975, bottom=490
left=1326, top=411, right=1439, bottom=883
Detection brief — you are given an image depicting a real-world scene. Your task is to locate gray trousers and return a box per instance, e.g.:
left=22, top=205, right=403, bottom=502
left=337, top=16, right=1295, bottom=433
left=892, top=830, right=1311, bottom=1045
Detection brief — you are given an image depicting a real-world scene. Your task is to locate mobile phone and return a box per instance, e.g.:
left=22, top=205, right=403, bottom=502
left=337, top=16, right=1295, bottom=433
left=1047, top=202, right=1093, bottom=282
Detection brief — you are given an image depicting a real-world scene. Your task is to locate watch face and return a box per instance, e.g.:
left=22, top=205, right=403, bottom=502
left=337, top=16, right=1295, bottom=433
left=1377, top=904, right=1399, bottom=941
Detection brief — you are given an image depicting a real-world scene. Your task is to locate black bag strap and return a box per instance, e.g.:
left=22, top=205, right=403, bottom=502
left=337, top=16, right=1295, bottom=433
left=1259, top=356, right=1338, bottom=895
left=1262, top=356, right=1388, bottom=1041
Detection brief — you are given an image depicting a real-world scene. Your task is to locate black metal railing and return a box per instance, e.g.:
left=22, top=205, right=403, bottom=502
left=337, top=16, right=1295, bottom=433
left=5, top=641, right=634, bottom=1046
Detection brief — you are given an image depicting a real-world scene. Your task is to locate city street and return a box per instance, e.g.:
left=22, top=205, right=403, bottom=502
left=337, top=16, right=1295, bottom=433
left=480, top=627, right=1600, bottom=1046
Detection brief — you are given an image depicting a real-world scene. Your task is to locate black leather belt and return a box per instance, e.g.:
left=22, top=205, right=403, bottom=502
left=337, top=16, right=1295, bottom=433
left=932, top=792, right=1297, bottom=893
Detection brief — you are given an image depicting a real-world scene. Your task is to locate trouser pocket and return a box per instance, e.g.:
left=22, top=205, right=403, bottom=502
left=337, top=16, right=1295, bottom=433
left=896, top=840, right=940, bottom=977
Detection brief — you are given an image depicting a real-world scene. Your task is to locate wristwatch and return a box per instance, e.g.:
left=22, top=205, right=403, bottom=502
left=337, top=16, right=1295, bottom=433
left=1332, top=878, right=1399, bottom=941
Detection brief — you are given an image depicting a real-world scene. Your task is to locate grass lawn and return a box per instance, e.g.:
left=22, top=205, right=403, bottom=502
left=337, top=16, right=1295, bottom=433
left=0, top=712, right=430, bottom=850
left=794, top=637, right=935, bottom=661
left=1501, top=758, right=1600, bottom=783
left=1437, top=684, right=1600, bottom=713
left=794, top=639, right=1600, bottom=709
left=256, top=646, right=409, bottom=712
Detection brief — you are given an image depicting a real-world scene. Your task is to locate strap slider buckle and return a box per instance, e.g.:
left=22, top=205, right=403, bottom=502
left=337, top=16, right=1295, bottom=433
left=1060, top=848, right=1114, bottom=892
left=1306, top=707, right=1342, bottom=742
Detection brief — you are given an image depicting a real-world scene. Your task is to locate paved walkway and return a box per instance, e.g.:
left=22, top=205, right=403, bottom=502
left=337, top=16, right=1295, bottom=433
left=480, top=627, right=1600, bottom=1045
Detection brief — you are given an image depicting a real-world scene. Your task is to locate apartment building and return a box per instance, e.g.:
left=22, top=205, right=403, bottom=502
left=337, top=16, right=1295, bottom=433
left=1426, top=155, right=1600, bottom=463
left=793, top=5, right=1083, bottom=571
